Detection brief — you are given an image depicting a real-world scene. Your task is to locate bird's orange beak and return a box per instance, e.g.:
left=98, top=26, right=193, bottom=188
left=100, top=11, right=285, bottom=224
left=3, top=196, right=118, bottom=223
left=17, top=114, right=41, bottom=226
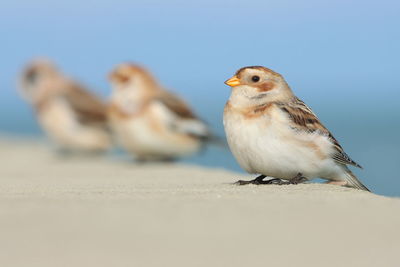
left=224, top=76, right=241, bottom=87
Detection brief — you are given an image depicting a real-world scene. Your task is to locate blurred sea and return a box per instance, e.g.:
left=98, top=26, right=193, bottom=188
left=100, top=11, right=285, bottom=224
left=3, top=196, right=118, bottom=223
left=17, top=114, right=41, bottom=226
left=1, top=0, right=399, bottom=196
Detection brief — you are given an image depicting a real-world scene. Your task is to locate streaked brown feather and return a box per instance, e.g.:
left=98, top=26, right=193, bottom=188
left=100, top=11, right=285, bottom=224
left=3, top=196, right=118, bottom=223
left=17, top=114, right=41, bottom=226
left=154, top=90, right=219, bottom=142
left=278, top=97, right=362, bottom=168
left=155, top=90, right=197, bottom=119
left=63, top=82, right=108, bottom=126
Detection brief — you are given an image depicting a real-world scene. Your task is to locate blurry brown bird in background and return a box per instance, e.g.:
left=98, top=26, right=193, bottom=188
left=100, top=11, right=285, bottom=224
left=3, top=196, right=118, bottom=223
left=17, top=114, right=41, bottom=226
left=108, top=63, right=216, bottom=161
left=19, top=59, right=112, bottom=153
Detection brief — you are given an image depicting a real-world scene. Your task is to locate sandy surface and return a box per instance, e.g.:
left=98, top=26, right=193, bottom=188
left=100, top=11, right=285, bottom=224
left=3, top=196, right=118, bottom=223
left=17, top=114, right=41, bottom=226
left=0, top=139, right=399, bottom=267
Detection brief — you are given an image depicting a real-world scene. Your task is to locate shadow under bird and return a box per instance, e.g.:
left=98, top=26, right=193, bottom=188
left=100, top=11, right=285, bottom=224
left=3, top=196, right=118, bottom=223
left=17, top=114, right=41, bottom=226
left=223, top=66, right=369, bottom=191
left=108, top=63, right=217, bottom=161
left=19, top=59, right=112, bottom=153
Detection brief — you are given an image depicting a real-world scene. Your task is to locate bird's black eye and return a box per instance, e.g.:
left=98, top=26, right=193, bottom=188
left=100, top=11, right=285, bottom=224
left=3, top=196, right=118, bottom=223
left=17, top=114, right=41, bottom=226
left=251, top=75, right=260, bottom=82
left=26, top=69, right=38, bottom=84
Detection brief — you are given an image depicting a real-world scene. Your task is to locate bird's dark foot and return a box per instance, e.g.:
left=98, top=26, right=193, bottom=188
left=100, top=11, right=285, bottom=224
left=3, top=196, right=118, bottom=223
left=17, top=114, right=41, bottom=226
left=289, top=173, right=308, bottom=184
left=266, top=178, right=291, bottom=185
left=234, top=174, right=266, bottom=185
left=234, top=175, right=288, bottom=185
left=235, top=173, right=308, bottom=186
left=235, top=180, right=255, bottom=185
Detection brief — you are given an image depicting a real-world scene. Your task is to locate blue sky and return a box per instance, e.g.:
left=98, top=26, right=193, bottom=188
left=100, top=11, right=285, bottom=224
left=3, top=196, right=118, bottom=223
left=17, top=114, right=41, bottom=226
left=1, top=0, right=399, bottom=195
left=1, top=0, right=399, bottom=130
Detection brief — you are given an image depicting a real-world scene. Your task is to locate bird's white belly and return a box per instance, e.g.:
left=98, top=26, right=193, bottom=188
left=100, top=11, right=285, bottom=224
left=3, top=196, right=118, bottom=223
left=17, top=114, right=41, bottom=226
left=224, top=110, right=333, bottom=179
left=38, top=99, right=110, bottom=151
left=111, top=115, right=199, bottom=159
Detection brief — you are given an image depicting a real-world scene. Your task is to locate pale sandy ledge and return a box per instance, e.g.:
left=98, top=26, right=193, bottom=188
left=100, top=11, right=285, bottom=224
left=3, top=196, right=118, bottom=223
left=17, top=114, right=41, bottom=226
left=0, top=139, right=399, bottom=267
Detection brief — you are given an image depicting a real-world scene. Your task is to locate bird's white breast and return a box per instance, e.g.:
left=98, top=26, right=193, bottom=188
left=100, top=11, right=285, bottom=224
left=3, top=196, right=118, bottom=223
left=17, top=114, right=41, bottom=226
left=109, top=101, right=201, bottom=159
left=223, top=103, right=335, bottom=179
left=38, top=98, right=110, bottom=151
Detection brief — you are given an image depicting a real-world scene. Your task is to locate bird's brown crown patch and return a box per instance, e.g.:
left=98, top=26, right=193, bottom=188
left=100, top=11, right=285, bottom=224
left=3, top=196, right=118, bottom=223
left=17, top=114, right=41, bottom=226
left=235, top=66, right=282, bottom=79
left=110, top=63, right=158, bottom=88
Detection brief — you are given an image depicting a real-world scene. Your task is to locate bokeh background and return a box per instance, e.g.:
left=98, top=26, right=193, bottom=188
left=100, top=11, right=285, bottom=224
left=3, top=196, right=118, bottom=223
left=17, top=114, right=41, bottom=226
left=1, top=0, right=399, bottom=196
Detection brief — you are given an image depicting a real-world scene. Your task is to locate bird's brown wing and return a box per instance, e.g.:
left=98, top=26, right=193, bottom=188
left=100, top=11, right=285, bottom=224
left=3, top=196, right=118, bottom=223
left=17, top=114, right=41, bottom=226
left=154, top=90, right=218, bottom=141
left=155, top=90, right=197, bottom=119
left=63, top=82, right=108, bottom=126
left=277, top=97, right=362, bottom=168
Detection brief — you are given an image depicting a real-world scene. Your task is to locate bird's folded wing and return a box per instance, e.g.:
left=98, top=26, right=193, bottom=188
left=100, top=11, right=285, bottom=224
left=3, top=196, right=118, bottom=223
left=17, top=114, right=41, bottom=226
left=278, top=97, right=362, bottom=168
left=63, top=82, right=109, bottom=126
left=155, top=90, right=197, bottom=119
left=154, top=90, right=211, bottom=140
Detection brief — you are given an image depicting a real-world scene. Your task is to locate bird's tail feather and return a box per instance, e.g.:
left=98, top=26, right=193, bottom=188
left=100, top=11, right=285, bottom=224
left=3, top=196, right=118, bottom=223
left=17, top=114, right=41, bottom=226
left=342, top=168, right=370, bottom=192
left=206, top=135, right=229, bottom=148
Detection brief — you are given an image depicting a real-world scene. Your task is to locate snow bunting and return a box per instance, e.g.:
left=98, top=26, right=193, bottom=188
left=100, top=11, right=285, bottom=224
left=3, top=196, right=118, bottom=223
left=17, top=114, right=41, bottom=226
left=19, top=59, right=111, bottom=153
left=223, top=66, right=369, bottom=191
left=108, top=63, right=214, bottom=161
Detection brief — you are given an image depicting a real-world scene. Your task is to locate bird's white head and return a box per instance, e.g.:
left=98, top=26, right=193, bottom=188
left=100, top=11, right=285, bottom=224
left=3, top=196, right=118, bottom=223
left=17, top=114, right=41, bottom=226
left=108, top=63, right=160, bottom=109
left=225, top=66, right=293, bottom=107
left=19, top=59, right=62, bottom=103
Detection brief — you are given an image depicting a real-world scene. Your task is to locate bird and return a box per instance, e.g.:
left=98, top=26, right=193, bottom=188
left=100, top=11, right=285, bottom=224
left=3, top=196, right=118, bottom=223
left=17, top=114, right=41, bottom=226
left=107, top=63, right=215, bottom=161
left=223, top=66, right=369, bottom=191
left=19, top=59, right=112, bottom=153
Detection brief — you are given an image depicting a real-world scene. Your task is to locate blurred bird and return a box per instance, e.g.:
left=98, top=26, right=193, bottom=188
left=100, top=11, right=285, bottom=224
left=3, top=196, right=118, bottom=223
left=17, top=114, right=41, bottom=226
left=108, top=63, right=215, bottom=161
left=223, top=66, right=369, bottom=191
left=19, top=59, right=111, bottom=153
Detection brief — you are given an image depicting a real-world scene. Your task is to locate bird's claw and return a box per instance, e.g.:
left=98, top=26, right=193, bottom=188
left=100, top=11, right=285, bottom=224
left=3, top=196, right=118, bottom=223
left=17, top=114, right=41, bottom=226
left=234, top=177, right=288, bottom=185
left=234, top=180, right=254, bottom=185
left=234, top=173, right=308, bottom=186
left=289, top=173, right=308, bottom=184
